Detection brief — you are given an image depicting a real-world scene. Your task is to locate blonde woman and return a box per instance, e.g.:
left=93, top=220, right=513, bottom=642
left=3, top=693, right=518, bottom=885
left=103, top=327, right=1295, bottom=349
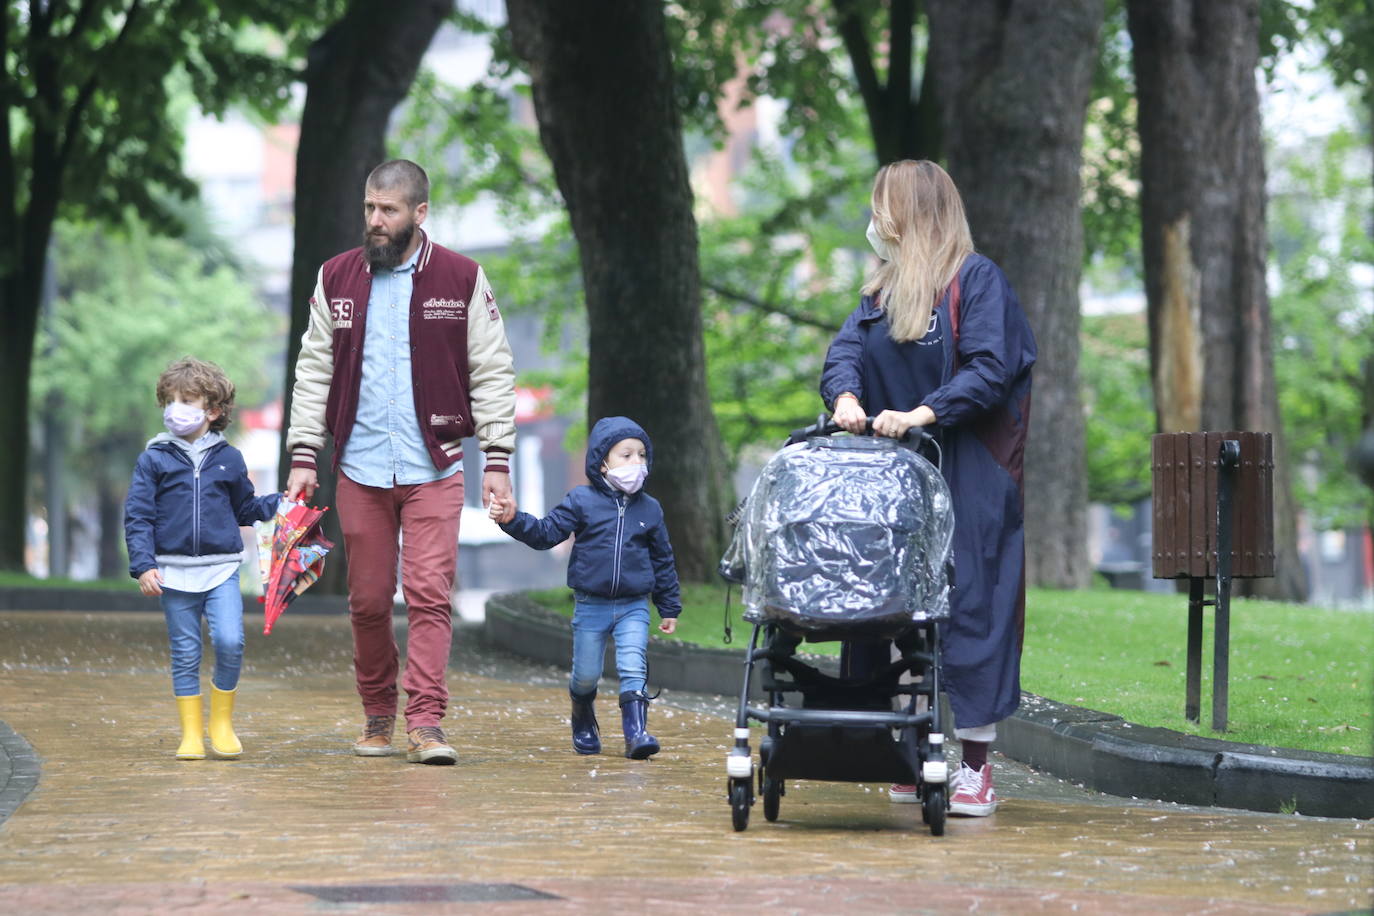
left=821, top=160, right=1036, bottom=816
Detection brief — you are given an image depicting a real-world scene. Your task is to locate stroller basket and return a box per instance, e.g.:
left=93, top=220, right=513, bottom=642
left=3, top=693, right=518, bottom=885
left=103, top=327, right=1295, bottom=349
left=721, top=435, right=954, bottom=634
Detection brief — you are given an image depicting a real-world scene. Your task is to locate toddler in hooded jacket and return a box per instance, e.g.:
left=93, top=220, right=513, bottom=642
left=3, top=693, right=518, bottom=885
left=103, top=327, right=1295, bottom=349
left=488, top=416, right=681, bottom=758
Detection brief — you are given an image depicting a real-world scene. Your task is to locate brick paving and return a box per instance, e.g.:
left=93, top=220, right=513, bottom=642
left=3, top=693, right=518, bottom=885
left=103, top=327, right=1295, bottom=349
left=0, top=610, right=1369, bottom=914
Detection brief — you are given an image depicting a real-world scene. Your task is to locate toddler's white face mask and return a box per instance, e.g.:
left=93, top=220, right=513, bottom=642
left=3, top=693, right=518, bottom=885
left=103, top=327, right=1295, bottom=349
left=866, top=219, right=898, bottom=262
left=605, top=463, right=648, bottom=495
left=163, top=401, right=206, bottom=437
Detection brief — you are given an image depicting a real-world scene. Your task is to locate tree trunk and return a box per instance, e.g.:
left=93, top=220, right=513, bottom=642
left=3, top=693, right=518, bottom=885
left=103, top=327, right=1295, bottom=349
left=95, top=470, right=125, bottom=581
left=1128, top=0, right=1306, bottom=600
left=927, top=0, right=1104, bottom=589
left=508, top=0, right=730, bottom=580
left=833, top=0, right=942, bottom=164
left=281, top=0, right=449, bottom=593
left=0, top=240, right=52, bottom=571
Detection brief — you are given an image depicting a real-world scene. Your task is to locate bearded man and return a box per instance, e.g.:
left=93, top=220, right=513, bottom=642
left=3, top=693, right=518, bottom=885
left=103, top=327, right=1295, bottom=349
left=286, top=159, right=518, bottom=764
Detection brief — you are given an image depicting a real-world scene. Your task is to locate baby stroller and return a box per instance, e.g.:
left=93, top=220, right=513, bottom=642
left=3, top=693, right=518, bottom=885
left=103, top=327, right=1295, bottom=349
left=719, top=417, right=955, bottom=835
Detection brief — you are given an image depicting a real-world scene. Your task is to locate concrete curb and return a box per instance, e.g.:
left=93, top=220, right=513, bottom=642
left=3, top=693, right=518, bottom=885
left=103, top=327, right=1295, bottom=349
left=484, top=591, right=1374, bottom=819
left=0, top=719, right=40, bottom=827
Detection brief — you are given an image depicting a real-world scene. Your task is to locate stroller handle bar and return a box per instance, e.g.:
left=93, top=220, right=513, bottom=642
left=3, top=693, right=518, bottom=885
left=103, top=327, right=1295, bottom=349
left=788, top=414, right=934, bottom=448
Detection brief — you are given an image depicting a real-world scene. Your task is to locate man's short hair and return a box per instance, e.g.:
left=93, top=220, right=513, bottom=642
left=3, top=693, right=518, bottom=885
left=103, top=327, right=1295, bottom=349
left=366, top=159, right=430, bottom=208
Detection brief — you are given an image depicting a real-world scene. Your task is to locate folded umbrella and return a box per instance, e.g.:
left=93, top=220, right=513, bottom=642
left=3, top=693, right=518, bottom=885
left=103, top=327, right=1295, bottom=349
left=256, top=499, right=334, bottom=635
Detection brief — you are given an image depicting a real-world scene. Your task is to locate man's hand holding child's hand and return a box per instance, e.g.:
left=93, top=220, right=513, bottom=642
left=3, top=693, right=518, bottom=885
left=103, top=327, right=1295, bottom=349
left=487, top=495, right=513, bottom=522
left=138, top=568, right=164, bottom=597
left=659, top=618, right=677, bottom=634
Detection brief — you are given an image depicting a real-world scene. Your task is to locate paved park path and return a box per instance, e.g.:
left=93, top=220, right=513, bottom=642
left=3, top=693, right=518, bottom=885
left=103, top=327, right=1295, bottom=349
left=0, top=610, right=1369, bottom=914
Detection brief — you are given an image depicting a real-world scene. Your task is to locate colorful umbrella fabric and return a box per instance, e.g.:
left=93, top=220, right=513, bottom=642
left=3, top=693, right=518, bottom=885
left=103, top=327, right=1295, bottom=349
left=256, top=499, right=333, bottom=635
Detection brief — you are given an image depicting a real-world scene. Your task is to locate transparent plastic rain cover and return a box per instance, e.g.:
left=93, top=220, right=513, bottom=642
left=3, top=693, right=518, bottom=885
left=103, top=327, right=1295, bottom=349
left=720, top=436, right=954, bottom=632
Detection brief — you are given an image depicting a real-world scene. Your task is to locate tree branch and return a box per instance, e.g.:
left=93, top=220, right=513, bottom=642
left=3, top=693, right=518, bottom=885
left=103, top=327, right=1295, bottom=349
left=888, top=0, right=915, bottom=133
left=68, top=0, right=104, bottom=43
left=57, top=0, right=144, bottom=171
left=702, top=280, right=843, bottom=332
left=832, top=0, right=886, bottom=159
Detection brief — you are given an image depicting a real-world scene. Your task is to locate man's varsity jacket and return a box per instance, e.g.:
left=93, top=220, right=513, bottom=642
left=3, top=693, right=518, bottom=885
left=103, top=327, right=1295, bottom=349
left=286, top=230, right=517, bottom=474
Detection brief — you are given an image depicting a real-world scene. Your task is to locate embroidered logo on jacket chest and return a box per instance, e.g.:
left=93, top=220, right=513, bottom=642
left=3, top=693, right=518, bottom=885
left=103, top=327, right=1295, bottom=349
left=422, top=298, right=467, bottom=320
left=329, top=298, right=354, bottom=328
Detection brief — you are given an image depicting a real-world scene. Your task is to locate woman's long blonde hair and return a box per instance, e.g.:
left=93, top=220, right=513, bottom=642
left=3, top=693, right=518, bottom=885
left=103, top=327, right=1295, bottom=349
left=862, top=160, right=974, bottom=342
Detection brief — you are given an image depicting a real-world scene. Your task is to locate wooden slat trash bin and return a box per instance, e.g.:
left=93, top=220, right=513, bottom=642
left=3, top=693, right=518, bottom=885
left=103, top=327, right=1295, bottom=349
left=1150, top=432, right=1275, bottom=731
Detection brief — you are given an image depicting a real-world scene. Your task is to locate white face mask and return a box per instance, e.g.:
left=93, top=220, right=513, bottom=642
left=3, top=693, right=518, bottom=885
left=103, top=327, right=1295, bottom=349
left=605, top=463, right=648, bottom=495
left=866, top=219, right=898, bottom=262
left=163, top=401, right=207, bottom=437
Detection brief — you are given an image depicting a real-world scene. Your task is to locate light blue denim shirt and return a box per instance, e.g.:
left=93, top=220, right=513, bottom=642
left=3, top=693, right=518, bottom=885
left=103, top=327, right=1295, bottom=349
left=340, top=245, right=461, bottom=488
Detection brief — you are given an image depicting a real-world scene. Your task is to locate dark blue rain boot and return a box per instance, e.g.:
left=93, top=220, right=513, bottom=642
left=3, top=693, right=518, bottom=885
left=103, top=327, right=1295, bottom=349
left=619, top=690, right=660, bottom=759
left=570, top=688, right=600, bottom=755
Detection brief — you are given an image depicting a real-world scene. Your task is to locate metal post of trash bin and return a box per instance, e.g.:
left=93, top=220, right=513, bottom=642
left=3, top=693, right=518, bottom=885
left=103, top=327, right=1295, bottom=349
left=1212, top=439, right=1240, bottom=731
left=1152, top=431, right=1274, bottom=732
left=1185, top=577, right=1203, bottom=722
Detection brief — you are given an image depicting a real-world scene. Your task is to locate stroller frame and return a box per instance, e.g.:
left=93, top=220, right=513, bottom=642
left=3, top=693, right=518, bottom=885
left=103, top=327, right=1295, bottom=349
left=726, top=618, right=948, bottom=835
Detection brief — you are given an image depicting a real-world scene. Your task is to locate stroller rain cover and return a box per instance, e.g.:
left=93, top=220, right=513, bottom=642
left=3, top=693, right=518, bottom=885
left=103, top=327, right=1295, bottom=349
left=721, top=436, right=954, bottom=633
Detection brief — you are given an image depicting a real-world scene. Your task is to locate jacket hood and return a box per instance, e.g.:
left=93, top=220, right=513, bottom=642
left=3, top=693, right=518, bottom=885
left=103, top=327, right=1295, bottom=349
left=585, top=416, right=653, bottom=493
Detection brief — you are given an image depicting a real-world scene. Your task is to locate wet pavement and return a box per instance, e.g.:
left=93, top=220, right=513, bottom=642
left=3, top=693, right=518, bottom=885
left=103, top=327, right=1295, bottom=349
left=0, top=609, right=1369, bottom=915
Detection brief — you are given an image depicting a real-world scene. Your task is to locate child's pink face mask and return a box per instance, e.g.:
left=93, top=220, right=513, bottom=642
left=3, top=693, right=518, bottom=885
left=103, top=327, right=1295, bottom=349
left=605, top=463, right=648, bottom=494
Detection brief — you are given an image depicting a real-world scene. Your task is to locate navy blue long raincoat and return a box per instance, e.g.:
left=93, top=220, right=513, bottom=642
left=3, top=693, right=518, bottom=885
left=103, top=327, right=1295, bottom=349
left=820, top=253, right=1036, bottom=728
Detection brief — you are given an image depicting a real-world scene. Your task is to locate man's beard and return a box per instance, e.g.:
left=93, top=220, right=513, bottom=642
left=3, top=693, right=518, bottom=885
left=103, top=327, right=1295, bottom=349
left=364, top=220, right=416, bottom=270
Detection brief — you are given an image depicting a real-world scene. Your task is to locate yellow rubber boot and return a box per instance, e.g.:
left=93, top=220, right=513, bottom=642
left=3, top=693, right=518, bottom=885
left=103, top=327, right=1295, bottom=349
left=175, top=695, right=205, bottom=760
left=208, top=685, right=242, bottom=758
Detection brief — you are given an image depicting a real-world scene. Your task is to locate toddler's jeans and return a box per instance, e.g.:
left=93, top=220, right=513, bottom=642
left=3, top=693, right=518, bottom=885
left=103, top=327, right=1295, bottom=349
left=162, top=572, right=243, bottom=696
left=569, top=593, right=650, bottom=696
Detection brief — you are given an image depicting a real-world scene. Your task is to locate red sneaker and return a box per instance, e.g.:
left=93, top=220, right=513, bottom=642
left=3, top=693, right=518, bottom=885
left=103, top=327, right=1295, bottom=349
left=949, top=762, right=997, bottom=816
left=888, top=783, right=919, bottom=803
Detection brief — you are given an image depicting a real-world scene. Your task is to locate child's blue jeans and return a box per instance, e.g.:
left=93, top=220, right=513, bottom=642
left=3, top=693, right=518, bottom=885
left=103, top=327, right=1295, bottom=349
left=160, top=572, right=244, bottom=697
left=569, top=592, right=649, bottom=696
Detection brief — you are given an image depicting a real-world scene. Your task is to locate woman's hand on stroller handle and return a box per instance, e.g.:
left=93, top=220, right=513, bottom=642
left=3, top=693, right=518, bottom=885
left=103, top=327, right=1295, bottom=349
left=791, top=412, right=934, bottom=446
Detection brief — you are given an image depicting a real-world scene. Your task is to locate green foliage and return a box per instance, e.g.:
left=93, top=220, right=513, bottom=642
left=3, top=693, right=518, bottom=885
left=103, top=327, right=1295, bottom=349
left=668, top=0, right=890, bottom=160
left=699, top=147, right=874, bottom=459
left=4, top=0, right=345, bottom=232
left=1268, top=125, right=1374, bottom=528
left=1304, top=0, right=1374, bottom=108
left=1080, top=307, right=1153, bottom=506
left=1081, top=0, right=1141, bottom=268
left=31, top=214, right=283, bottom=490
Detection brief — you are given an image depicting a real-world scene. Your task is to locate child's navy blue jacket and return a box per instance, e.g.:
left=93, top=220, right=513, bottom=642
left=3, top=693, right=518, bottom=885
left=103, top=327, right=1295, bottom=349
left=500, top=417, right=682, bottom=617
left=124, top=435, right=281, bottom=578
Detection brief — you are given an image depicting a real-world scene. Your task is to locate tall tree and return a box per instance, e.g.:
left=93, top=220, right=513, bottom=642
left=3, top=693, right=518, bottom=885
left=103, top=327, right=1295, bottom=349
left=0, top=0, right=336, bottom=571
left=507, top=0, right=730, bottom=580
left=1127, top=0, right=1306, bottom=599
left=280, top=0, right=450, bottom=591
left=927, top=0, right=1105, bottom=589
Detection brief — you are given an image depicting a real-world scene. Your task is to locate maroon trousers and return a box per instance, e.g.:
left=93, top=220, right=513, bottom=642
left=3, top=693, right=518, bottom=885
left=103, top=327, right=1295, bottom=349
left=336, top=472, right=464, bottom=728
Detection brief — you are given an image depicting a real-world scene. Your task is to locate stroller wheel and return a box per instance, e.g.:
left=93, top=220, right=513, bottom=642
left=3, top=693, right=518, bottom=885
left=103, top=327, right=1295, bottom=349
left=730, top=778, right=751, bottom=832
left=924, top=785, right=947, bottom=836
left=762, top=772, right=782, bottom=822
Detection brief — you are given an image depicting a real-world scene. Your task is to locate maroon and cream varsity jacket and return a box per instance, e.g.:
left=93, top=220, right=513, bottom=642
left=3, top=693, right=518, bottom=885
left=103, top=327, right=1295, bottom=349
left=286, top=230, right=516, bottom=474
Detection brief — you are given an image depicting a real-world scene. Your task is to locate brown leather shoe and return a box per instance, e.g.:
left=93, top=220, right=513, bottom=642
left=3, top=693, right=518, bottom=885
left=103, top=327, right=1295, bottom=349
left=353, top=714, right=396, bottom=757
left=406, top=726, right=457, bottom=765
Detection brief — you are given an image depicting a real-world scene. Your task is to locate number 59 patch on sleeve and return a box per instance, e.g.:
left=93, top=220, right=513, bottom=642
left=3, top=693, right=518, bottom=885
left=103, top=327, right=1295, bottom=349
left=485, top=288, right=500, bottom=321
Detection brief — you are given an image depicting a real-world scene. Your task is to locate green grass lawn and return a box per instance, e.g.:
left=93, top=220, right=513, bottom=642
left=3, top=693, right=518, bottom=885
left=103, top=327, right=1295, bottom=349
left=525, top=582, right=1373, bottom=757
left=0, top=571, right=134, bottom=591
left=1021, top=586, right=1373, bottom=757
